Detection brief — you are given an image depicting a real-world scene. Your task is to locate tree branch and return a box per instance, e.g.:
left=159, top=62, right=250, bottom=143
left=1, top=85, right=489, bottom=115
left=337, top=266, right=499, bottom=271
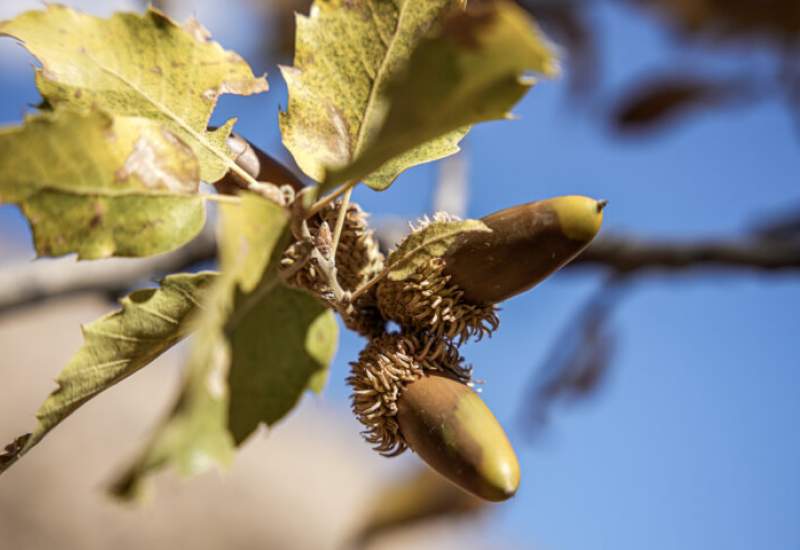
left=567, top=234, right=800, bottom=273
left=0, top=228, right=217, bottom=315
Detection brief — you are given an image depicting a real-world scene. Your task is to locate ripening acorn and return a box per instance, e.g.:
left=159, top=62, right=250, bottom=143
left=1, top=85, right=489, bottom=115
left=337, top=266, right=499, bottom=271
left=397, top=374, right=520, bottom=502
left=377, top=196, right=606, bottom=341
left=444, top=195, right=606, bottom=304
left=348, top=333, right=520, bottom=502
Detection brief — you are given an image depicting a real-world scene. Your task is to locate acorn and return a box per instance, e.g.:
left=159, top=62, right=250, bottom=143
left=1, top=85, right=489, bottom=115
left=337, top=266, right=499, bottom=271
left=397, top=374, right=520, bottom=502
left=377, top=196, right=606, bottom=339
left=348, top=333, right=520, bottom=502
left=444, top=195, right=607, bottom=304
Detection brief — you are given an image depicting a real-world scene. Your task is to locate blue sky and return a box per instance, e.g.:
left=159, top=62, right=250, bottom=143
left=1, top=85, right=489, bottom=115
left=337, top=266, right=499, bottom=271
left=0, top=2, right=798, bottom=549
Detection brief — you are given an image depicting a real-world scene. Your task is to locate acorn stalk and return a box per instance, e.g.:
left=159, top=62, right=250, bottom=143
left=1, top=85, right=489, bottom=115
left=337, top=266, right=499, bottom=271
left=283, top=199, right=386, bottom=336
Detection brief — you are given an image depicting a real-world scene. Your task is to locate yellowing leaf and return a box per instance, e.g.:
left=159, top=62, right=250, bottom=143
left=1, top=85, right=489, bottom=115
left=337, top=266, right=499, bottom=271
left=112, top=194, right=338, bottom=499
left=0, top=272, right=216, bottom=476
left=386, top=216, right=490, bottom=281
left=280, top=0, right=464, bottom=190
left=22, top=192, right=205, bottom=259
left=0, top=109, right=204, bottom=259
left=328, top=0, right=559, bottom=188
left=0, top=5, right=268, bottom=183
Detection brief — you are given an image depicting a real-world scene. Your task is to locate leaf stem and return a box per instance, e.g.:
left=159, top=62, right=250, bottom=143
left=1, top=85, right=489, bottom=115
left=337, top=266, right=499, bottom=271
left=330, top=186, right=353, bottom=261
left=305, top=180, right=357, bottom=219
left=228, top=161, right=263, bottom=190
left=202, top=193, right=242, bottom=205
left=350, top=269, right=387, bottom=302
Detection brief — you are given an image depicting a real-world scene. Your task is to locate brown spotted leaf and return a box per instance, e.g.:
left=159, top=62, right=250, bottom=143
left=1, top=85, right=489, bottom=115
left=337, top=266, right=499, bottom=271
left=0, top=5, right=268, bottom=183
left=0, top=109, right=205, bottom=259
left=280, top=0, right=465, bottom=190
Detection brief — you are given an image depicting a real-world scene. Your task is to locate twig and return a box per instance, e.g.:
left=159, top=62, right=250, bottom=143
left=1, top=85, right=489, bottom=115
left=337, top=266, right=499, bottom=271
left=3, top=229, right=800, bottom=315
left=567, top=234, right=800, bottom=273
left=305, top=180, right=357, bottom=219
left=0, top=227, right=217, bottom=315
left=310, top=247, right=347, bottom=305
left=330, top=186, right=354, bottom=259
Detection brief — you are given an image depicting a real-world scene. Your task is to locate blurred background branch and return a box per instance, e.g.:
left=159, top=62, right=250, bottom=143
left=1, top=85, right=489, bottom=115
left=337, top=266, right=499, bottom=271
left=3, top=199, right=800, bottom=314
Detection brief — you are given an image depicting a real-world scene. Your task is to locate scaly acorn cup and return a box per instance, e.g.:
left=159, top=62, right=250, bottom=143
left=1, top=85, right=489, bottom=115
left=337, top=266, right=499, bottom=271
left=348, top=333, right=471, bottom=456
left=282, top=199, right=386, bottom=337
left=377, top=196, right=606, bottom=339
left=212, top=134, right=386, bottom=335
left=348, top=333, right=520, bottom=502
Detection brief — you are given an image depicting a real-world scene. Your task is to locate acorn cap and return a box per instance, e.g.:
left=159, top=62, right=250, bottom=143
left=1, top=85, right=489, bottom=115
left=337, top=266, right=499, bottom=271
left=443, top=195, right=606, bottom=305
left=348, top=333, right=471, bottom=456
left=376, top=255, right=499, bottom=345
left=397, top=373, right=520, bottom=502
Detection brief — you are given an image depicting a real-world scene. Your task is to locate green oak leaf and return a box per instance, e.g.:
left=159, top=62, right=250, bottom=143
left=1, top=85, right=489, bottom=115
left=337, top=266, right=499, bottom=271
left=0, top=109, right=204, bottom=259
left=279, top=0, right=464, bottom=190
left=226, top=284, right=338, bottom=444
left=386, top=216, right=490, bottom=281
left=0, top=5, right=268, bottom=183
left=0, top=272, right=216, bottom=476
left=112, top=195, right=337, bottom=499
left=327, top=0, right=559, bottom=188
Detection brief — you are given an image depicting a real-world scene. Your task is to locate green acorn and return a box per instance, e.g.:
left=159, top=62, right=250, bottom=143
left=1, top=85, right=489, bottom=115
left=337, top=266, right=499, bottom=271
left=348, top=333, right=519, bottom=502
left=377, top=196, right=606, bottom=340
left=397, top=374, right=520, bottom=502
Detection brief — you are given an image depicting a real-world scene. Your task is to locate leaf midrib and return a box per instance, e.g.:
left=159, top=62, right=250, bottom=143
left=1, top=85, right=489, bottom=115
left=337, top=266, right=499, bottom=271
left=87, top=55, right=238, bottom=179
left=387, top=222, right=490, bottom=276
left=352, top=0, right=409, bottom=160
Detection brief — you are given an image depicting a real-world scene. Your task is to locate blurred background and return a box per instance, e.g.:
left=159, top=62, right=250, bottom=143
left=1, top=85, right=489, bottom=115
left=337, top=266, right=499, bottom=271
left=1, top=0, right=798, bottom=548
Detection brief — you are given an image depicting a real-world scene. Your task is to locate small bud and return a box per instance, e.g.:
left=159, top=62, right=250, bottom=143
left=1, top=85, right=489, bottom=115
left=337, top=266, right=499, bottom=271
left=444, top=195, right=606, bottom=305
left=283, top=200, right=385, bottom=336
left=213, top=132, right=305, bottom=194
left=397, top=374, right=520, bottom=502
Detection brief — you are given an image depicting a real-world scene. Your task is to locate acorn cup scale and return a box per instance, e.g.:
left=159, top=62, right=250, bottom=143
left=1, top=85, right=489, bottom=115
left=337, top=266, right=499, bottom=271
left=444, top=195, right=606, bottom=305
left=397, top=374, right=521, bottom=502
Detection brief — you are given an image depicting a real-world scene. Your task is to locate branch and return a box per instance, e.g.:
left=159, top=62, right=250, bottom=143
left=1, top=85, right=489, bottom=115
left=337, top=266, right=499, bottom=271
left=567, top=234, right=800, bottom=273
left=0, top=228, right=217, bottom=315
